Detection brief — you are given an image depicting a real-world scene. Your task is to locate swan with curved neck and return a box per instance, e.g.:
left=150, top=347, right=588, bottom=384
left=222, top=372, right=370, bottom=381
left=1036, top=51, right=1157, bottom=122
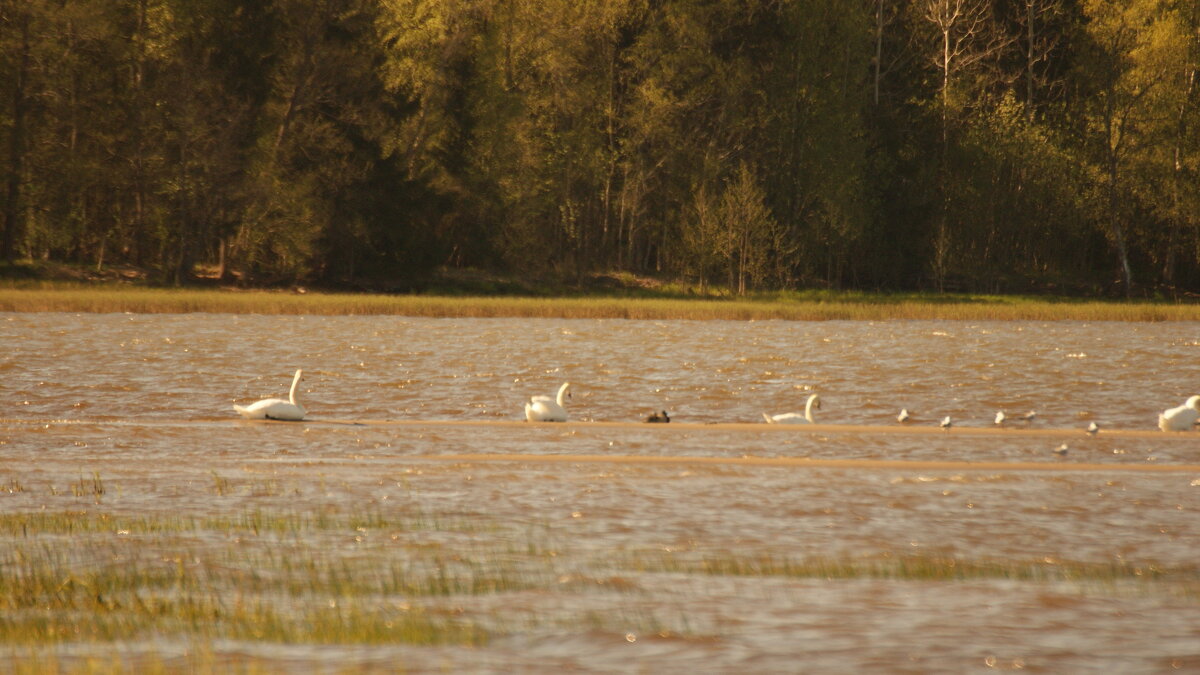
left=526, top=382, right=570, bottom=422
left=1158, top=395, right=1200, bottom=431
left=763, top=393, right=820, bottom=424
left=233, top=369, right=306, bottom=421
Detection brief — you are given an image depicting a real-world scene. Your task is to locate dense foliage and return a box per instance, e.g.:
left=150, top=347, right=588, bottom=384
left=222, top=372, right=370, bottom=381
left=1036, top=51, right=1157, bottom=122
left=0, top=0, right=1197, bottom=295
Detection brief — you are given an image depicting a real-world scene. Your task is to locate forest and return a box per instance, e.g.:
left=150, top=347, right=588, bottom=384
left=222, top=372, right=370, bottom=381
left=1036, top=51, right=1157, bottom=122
left=0, top=0, right=1197, bottom=296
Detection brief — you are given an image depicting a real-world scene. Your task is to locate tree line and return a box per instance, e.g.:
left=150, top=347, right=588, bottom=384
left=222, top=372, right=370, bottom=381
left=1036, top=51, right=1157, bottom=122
left=0, top=0, right=1197, bottom=295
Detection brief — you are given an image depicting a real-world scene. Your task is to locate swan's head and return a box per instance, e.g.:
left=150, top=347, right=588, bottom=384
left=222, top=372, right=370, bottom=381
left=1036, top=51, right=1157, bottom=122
left=809, top=394, right=821, bottom=409
left=1187, top=395, right=1200, bottom=410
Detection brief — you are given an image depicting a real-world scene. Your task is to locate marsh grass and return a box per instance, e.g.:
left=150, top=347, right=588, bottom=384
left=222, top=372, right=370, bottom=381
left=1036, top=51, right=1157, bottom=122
left=69, top=473, right=105, bottom=500
left=625, top=551, right=1200, bottom=598
left=1, top=284, right=1197, bottom=321
left=3, top=505, right=1196, bottom=672
left=0, top=508, right=513, bottom=649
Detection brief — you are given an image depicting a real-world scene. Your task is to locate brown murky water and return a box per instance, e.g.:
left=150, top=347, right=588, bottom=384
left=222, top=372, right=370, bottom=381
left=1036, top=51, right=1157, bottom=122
left=2, top=313, right=1199, bottom=671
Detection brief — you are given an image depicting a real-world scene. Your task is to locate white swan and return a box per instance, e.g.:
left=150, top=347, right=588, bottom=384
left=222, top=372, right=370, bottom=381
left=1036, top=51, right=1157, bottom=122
left=763, top=394, right=821, bottom=424
left=897, top=408, right=910, bottom=423
left=233, top=369, right=306, bottom=421
left=1158, top=395, right=1200, bottom=431
left=526, top=382, right=570, bottom=422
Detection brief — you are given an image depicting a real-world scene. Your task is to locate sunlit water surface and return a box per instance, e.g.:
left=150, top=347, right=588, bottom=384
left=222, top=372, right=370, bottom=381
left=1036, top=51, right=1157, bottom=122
left=1, top=313, right=1198, bottom=672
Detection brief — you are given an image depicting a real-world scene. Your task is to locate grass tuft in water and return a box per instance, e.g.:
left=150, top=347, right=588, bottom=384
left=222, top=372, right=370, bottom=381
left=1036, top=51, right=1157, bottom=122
left=69, top=472, right=105, bottom=500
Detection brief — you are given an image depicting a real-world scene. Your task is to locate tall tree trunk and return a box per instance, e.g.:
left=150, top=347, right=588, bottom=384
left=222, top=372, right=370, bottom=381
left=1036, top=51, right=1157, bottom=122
left=1106, top=153, right=1132, bottom=295
left=1165, top=48, right=1197, bottom=285
left=1, top=12, right=31, bottom=262
left=873, top=0, right=883, bottom=105
left=1025, top=0, right=1035, bottom=122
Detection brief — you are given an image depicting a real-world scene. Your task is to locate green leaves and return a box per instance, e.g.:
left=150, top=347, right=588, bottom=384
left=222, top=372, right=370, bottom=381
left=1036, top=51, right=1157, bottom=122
left=0, top=0, right=1198, bottom=293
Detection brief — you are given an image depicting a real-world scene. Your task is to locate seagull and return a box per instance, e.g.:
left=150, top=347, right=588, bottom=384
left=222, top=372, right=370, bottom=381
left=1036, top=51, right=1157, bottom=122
left=940, top=416, right=952, bottom=429
left=645, top=410, right=670, bottom=423
left=1054, top=443, right=1069, bottom=456
left=994, top=411, right=1006, bottom=425
left=897, top=408, right=910, bottom=423
left=1086, top=421, right=1100, bottom=435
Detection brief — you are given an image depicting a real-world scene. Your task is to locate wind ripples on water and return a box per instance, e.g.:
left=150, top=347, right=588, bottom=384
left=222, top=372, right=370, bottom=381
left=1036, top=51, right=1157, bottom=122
left=4, top=314, right=1198, bottom=430
left=3, top=312, right=1199, bottom=671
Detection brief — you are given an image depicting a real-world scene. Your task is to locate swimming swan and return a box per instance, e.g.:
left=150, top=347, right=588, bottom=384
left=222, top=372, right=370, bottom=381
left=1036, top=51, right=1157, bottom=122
left=526, top=382, right=570, bottom=422
left=1158, top=395, right=1200, bottom=431
left=233, top=369, right=306, bottom=421
left=763, top=394, right=821, bottom=424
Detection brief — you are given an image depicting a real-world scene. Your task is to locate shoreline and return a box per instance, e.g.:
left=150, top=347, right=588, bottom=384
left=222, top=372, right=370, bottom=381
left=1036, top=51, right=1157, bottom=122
left=2, top=285, right=1199, bottom=321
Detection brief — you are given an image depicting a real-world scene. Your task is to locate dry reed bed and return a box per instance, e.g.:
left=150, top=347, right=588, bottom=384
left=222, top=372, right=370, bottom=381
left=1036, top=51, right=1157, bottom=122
left=1, top=286, right=1199, bottom=320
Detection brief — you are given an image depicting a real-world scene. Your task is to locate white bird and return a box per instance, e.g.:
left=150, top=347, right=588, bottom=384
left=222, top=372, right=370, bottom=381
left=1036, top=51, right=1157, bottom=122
left=940, top=416, right=952, bottom=429
left=525, top=382, right=571, bottom=422
left=1086, top=421, right=1100, bottom=435
left=233, top=369, right=306, bottom=421
left=994, top=411, right=1006, bottom=425
left=1158, top=395, right=1200, bottom=432
left=897, top=408, right=910, bottom=423
left=1054, top=443, right=1069, bottom=456
left=1021, top=410, right=1037, bottom=422
left=763, top=394, right=821, bottom=424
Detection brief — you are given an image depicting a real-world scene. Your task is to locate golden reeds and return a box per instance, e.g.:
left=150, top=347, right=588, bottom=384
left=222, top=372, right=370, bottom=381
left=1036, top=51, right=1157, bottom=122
left=1, top=285, right=1197, bottom=320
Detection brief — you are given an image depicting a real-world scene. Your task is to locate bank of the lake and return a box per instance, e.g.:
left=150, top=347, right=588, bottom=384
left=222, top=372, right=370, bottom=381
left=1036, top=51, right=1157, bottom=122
left=1, top=284, right=1199, bottom=321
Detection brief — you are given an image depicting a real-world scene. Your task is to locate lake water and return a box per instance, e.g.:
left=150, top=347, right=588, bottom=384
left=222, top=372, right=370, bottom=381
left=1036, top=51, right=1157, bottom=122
left=2, top=313, right=1198, bottom=671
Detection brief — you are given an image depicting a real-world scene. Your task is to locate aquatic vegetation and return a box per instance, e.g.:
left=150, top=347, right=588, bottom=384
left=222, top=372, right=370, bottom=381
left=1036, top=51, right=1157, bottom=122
left=0, top=488, right=1194, bottom=672
left=622, top=550, right=1200, bottom=592
left=1, top=506, right=1194, bottom=650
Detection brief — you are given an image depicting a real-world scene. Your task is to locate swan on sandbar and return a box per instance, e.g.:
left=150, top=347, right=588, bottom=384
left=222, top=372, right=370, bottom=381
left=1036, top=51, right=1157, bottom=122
left=940, top=416, right=952, bottom=429
left=897, top=408, right=910, bottom=423
left=1087, top=421, right=1100, bottom=435
left=994, top=411, right=1006, bottom=425
left=763, top=394, right=821, bottom=424
left=1158, top=395, right=1200, bottom=431
left=645, top=410, right=670, bottom=423
left=526, top=382, right=570, bottom=422
left=233, top=369, right=306, bottom=421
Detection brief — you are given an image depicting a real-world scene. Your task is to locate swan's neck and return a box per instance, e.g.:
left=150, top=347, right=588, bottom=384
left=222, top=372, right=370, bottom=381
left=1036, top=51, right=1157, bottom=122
left=804, top=395, right=817, bottom=422
left=289, top=370, right=303, bottom=405
left=556, top=383, right=570, bottom=407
